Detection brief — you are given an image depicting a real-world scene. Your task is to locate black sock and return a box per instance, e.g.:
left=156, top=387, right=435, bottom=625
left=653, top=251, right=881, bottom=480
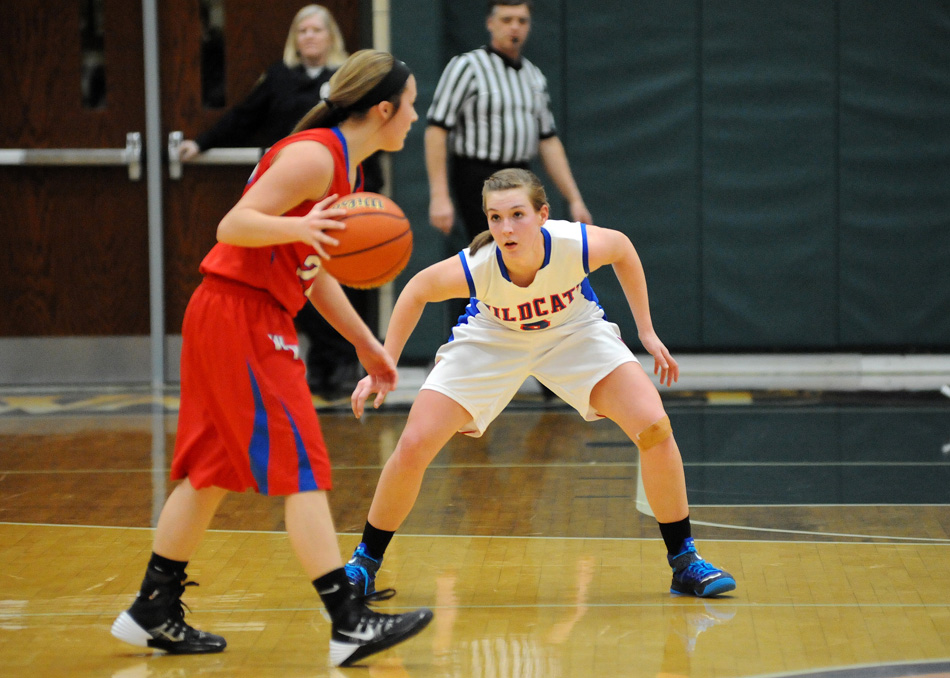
left=360, top=521, right=395, bottom=561
left=138, top=553, right=188, bottom=597
left=130, top=553, right=189, bottom=625
left=658, top=516, right=691, bottom=557
left=147, top=553, right=188, bottom=579
left=314, top=568, right=359, bottom=628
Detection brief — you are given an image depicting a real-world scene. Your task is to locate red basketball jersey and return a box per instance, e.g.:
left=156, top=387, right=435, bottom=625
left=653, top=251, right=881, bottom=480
left=198, top=127, right=363, bottom=314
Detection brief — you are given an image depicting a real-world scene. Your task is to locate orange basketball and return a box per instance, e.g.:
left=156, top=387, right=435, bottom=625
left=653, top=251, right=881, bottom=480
left=322, top=192, right=413, bottom=289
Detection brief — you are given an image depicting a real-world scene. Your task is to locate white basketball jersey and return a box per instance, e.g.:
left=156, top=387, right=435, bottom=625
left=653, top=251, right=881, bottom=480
left=457, top=220, right=605, bottom=332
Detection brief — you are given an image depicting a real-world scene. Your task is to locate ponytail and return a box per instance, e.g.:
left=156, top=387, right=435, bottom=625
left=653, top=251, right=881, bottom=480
left=293, top=50, right=411, bottom=132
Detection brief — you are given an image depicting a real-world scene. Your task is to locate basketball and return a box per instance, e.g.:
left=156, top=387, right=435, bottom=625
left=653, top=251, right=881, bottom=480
left=322, top=192, right=413, bottom=289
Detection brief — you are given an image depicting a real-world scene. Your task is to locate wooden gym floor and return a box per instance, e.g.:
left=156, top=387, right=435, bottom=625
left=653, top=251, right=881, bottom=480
left=1, top=367, right=949, bottom=677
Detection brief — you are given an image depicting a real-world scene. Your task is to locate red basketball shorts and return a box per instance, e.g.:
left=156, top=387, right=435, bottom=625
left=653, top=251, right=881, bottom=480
left=171, top=276, right=332, bottom=495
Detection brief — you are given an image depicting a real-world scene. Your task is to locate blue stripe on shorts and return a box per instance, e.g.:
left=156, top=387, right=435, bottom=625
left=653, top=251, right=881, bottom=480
left=246, top=364, right=270, bottom=494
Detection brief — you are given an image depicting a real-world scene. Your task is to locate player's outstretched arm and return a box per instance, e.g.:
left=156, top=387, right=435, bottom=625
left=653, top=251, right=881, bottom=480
left=586, top=225, right=679, bottom=386
left=308, top=271, right=398, bottom=396
left=351, top=256, right=469, bottom=417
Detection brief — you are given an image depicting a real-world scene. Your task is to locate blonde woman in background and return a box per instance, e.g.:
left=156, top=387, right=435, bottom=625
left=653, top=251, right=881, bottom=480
left=179, top=4, right=348, bottom=160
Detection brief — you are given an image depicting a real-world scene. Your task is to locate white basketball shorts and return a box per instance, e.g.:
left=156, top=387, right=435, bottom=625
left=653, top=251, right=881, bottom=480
left=421, top=310, right=639, bottom=437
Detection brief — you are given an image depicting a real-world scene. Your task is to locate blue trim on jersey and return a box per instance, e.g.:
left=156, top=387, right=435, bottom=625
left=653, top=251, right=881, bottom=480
left=449, top=252, right=479, bottom=344
left=580, top=278, right=600, bottom=304
left=579, top=278, right=608, bottom=320
left=580, top=223, right=590, bottom=275
left=246, top=164, right=260, bottom=186
left=541, top=227, right=552, bottom=268
left=246, top=364, right=270, bottom=494
left=494, top=229, right=552, bottom=280
left=459, top=251, right=476, bottom=298
left=494, top=247, right=511, bottom=282
left=448, top=298, right=479, bottom=342
left=331, top=127, right=351, bottom=189
left=281, top=402, right=319, bottom=491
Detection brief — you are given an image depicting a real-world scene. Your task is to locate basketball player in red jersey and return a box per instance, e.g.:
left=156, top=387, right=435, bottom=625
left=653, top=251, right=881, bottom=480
left=111, top=50, right=432, bottom=668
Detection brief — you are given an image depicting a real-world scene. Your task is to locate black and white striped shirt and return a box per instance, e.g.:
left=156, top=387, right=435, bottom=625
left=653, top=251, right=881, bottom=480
left=427, top=46, right=557, bottom=164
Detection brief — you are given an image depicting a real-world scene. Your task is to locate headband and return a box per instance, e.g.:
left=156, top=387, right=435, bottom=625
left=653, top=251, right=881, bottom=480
left=323, top=58, right=411, bottom=117
left=348, top=58, right=412, bottom=112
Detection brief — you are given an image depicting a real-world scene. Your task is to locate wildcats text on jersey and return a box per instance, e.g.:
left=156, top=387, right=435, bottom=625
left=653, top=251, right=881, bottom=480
left=481, top=284, right=580, bottom=328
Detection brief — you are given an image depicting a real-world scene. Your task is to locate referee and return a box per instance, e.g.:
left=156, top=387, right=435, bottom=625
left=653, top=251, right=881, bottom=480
left=424, top=0, right=592, bottom=240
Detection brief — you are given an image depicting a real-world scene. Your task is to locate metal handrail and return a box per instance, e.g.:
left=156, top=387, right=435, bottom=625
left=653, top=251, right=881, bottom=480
left=167, top=131, right=262, bottom=180
left=0, top=132, right=142, bottom=181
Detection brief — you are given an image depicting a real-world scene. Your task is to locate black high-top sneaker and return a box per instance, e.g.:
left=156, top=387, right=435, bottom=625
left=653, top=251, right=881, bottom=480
left=111, top=568, right=226, bottom=654
left=328, top=589, right=433, bottom=667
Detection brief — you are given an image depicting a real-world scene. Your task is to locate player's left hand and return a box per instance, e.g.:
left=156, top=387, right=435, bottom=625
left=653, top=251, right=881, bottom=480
left=639, top=331, right=679, bottom=387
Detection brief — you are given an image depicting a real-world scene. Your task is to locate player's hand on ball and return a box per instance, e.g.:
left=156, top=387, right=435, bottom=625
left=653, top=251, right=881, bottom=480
left=639, top=331, right=679, bottom=387
left=301, top=194, right=346, bottom=258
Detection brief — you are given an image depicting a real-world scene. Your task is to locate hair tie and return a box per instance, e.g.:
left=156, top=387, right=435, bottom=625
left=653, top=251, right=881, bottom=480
left=322, top=97, right=348, bottom=126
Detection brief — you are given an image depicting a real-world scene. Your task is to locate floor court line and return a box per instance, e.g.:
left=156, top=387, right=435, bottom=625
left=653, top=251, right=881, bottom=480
left=747, top=659, right=950, bottom=678
left=4, top=461, right=947, bottom=474
left=3, top=521, right=948, bottom=546
left=688, top=519, right=950, bottom=543
left=8, top=602, right=950, bottom=619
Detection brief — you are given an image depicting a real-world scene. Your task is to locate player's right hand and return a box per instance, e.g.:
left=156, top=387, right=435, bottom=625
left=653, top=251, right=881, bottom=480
left=429, top=195, right=454, bottom=234
left=301, top=194, right=346, bottom=258
left=352, top=374, right=390, bottom=419
left=352, top=341, right=398, bottom=418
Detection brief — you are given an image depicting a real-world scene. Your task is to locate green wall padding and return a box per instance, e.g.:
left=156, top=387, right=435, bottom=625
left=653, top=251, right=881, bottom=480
left=390, top=1, right=950, bottom=358
left=838, top=0, right=950, bottom=347
left=564, top=1, right=702, bottom=347
left=701, top=1, right=838, bottom=348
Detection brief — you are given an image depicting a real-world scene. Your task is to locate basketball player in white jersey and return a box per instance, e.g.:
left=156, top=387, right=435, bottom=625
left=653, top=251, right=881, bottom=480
left=345, top=168, right=736, bottom=599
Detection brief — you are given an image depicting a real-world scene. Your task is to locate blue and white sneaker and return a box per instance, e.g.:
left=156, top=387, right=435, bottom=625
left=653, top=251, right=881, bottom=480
left=668, top=538, right=736, bottom=597
left=345, top=543, right=382, bottom=595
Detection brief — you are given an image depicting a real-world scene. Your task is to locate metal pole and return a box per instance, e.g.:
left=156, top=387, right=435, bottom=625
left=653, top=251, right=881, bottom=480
left=142, top=0, right=165, bottom=389
left=373, top=0, right=395, bottom=337
left=142, top=0, right=167, bottom=526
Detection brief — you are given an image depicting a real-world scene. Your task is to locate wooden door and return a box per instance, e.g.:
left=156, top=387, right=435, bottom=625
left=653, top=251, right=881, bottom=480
left=0, top=0, right=149, bottom=336
left=0, top=0, right=364, bottom=380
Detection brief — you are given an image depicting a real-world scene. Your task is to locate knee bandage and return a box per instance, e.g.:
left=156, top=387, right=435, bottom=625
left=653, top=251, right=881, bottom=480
left=634, top=415, right=672, bottom=451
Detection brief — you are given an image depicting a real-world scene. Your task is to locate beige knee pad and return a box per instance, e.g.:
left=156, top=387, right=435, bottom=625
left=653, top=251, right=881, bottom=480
left=634, top=415, right=672, bottom=451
